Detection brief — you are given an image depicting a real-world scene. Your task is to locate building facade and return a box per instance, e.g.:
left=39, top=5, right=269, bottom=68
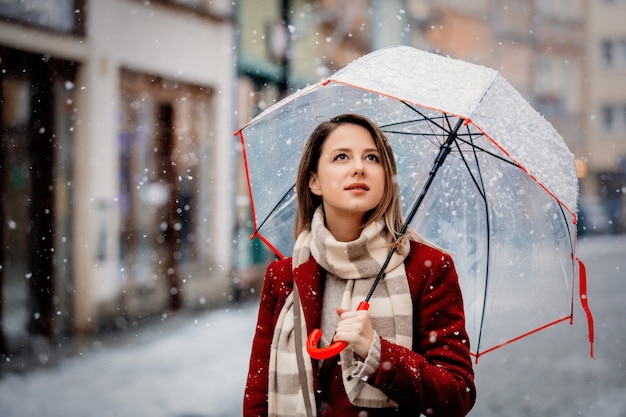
left=234, top=0, right=625, bottom=293
left=584, top=0, right=626, bottom=233
left=3, top=0, right=622, bottom=361
left=0, top=0, right=236, bottom=354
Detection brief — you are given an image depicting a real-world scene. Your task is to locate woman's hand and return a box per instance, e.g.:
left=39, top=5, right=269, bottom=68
left=333, top=307, right=375, bottom=359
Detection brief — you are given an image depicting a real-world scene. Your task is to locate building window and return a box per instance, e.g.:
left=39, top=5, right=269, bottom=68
left=601, top=104, right=626, bottom=133
left=133, top=0, right=232, bottom=20
left=601, top=39, right=626, bottom=68
left=536, top=0, right=583, bottom=20
left=0, top=0, right=85, bottom=36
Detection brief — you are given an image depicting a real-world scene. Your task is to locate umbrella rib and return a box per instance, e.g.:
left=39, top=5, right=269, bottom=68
left=383, top=102, right=514, bottom=164
left=254, top=184, right=295, bottom=234
left=382, top=130, right=450, bottom=138
left=380, top=117, right=439, bottom=128
left=453, top=132, right=487, bottom=201
left=384, top=129, right=516, bottom=168
left=384, top=101, right=521, bottom=169
left=392, top=101, right=454, bottom=142
left=382, top=130, right=447, bottom=155
left=453, top=136, right=518, bottom=167
left=383, top=129, right=489, bottom=145
left=402, top=101, right=461, bottom=140
left=445, top=123, right=490, bottom=359
left=381, top=102, right=462, bottom=155
left=384, top=130, right=477, bottom=139
left=466, top=129, right=491, bottom=360
left=557, top=200, right=577, bottom=318
left=401, top=115, right=464, bottom=232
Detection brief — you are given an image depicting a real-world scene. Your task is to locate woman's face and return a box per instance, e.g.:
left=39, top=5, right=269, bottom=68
left=309, top=123, right=386, bottom=227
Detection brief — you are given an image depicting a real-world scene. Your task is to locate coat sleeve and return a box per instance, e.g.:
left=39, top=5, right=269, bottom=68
left=371, top=250, right=476, bottom=417
left=243, top=259, right=290, bottom=417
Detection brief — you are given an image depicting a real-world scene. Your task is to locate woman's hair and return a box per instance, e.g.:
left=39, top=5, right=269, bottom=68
left=294, top=113, right=419, bottom=245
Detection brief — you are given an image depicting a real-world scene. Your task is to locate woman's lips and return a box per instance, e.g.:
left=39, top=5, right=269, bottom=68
left=346, top=183, right=369, bottom=191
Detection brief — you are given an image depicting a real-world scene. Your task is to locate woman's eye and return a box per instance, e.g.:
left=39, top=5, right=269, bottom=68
left=366, top=154, right=380, bottom=162
left=334, top=153, right=348, bottom=161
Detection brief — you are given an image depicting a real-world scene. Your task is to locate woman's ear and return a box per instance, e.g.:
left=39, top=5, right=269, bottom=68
left=309, top=173, right=322, bottom=196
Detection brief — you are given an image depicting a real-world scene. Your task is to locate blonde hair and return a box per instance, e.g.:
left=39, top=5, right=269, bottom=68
left=294, top=114, right=419, bottom=246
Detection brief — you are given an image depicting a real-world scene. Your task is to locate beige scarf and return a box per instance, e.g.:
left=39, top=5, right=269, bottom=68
left=268, top=207, right=413, bottom=416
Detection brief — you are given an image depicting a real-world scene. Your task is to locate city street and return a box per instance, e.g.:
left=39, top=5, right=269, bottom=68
left=0, top=234, right=625, bottom=417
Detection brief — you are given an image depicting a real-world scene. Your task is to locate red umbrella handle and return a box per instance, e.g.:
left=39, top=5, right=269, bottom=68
left=306, top=301, right=370, bottom=359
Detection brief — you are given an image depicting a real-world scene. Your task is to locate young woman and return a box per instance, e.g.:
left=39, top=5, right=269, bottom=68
left=243, top=114, right=475, bottom=417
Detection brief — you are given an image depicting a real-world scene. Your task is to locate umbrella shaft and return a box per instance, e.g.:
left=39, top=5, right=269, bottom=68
left=365, top=118, right=464, bottom=303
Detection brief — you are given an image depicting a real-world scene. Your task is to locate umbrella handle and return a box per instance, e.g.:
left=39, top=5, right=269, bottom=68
left=306, top=301, right=370, bottom=359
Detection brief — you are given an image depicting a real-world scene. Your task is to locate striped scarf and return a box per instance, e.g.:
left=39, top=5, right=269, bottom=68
left=268, top=207, right=413, bottom=416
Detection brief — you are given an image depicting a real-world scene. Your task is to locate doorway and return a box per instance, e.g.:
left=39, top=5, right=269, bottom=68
left=118, top=69, right=213, bottom=312
left=0, top=47, right=76, bottom=354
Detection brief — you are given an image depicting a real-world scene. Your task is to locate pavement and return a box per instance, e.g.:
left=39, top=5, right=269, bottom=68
left=0, top=233, right=624, bottom=417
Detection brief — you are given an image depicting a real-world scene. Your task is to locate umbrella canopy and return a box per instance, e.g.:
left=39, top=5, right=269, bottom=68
left=236, top=46, right=593, bottom=362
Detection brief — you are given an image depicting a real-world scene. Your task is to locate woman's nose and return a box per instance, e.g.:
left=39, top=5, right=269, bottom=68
left=352, top=159, right=364, bottom=176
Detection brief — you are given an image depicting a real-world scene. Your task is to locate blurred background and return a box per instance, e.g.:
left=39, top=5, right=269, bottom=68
left=0, top=1, right=625, bottom=412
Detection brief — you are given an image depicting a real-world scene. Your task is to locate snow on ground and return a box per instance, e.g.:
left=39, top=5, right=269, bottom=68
left=0, top=234, right=624, bottom=417
left=0, top=304, right=257, bottom=417
left=470, top=234, right=626, bottom=417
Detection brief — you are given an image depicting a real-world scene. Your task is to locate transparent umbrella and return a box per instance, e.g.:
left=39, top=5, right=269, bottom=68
left=235, top=46, right=594, bottom=362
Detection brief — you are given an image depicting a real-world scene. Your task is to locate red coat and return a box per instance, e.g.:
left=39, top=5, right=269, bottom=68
left=243, top=241, right=476, bottom=417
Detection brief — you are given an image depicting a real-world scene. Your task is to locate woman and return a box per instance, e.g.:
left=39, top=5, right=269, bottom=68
left=244, top=114, right=475, bottom=416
